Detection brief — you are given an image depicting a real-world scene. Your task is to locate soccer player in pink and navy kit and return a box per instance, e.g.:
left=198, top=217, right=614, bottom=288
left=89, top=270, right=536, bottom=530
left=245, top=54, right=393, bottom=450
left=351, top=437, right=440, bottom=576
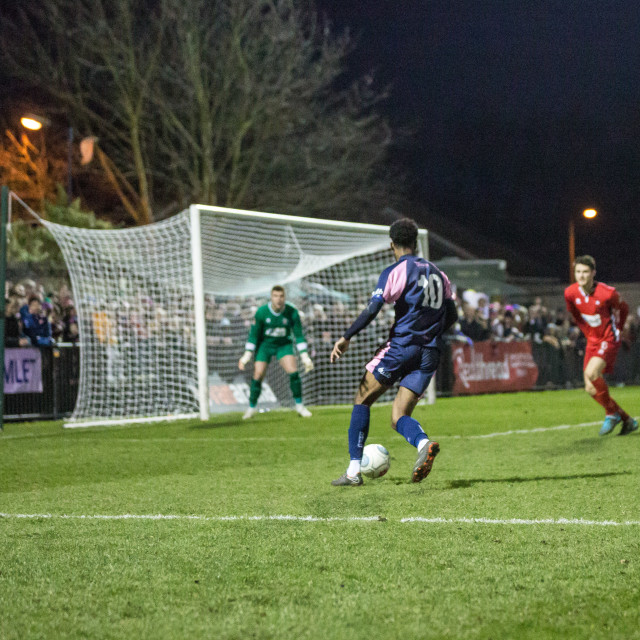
left=330, top=218, right=458, bottom=486
left=564, top=255, right=637, bottom=436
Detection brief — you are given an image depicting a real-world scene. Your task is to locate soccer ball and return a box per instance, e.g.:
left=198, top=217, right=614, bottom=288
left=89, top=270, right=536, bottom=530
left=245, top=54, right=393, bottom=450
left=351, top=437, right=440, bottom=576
left=361, top=443, right=390, bottom=478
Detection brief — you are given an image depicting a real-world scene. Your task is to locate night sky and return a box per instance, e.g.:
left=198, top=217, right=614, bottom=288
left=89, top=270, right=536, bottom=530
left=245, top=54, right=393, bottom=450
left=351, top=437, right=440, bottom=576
left=317, top=0, right=640, bottom=282
left=2, top=2, right=639, bottom=282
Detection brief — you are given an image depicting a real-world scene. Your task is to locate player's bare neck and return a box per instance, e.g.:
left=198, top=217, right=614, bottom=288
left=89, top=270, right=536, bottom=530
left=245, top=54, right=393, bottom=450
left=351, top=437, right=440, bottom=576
left=580, top=281, right=596, bottom=297
left=394, top=247, right=414, bottom=261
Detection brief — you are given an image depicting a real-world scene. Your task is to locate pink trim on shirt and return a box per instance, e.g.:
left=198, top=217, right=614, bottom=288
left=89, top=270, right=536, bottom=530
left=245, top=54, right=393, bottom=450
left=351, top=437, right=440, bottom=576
left=383, top=261, right=408, bottom=303
left=366, top=342, right=391, bottom=374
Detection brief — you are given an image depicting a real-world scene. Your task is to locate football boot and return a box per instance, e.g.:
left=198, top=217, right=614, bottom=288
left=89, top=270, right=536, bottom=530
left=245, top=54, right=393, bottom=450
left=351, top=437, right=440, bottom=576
left=599, top=413, right=622, bottom=436
left=411, top=441, right=440, bottom=483
left=619, top=416, right=638, bottom=436
left=331, top=472, right=363, bottom=486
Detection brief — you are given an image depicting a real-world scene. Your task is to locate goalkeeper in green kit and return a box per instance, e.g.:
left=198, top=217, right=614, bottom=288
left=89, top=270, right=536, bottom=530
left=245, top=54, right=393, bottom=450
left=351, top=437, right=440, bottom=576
left=238, top=285, right=314, bottom=419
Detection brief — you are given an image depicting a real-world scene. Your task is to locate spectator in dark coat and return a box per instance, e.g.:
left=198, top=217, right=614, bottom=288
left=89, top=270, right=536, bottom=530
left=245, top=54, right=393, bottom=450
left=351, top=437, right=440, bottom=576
left=21, top=296, right=54, bottom=346
left=4, top=297, right=30, bottom=347
left=459, top=302, right=491, bottom=342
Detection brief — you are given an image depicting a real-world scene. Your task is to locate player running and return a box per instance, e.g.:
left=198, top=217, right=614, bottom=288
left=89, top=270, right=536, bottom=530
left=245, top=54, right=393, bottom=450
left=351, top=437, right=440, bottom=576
left=238, top=285, right=314, bottom=419
left=330, top=218, right=458, bottom=486
left=564, top=255, right=637, bottom=436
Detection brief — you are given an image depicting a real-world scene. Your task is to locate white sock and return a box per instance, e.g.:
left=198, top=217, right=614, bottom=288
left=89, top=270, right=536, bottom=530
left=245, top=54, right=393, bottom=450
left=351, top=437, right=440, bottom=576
left=417, top=438, right=430, bottom=453
left=347, top=460, right=361, bottom=477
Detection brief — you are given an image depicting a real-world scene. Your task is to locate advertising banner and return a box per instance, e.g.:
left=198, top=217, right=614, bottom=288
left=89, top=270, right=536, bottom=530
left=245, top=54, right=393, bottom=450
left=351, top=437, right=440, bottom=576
left=209, top=373, right=281, bottom=414
left=4, top=347, right=43, bottom=394
left=451, top=341, right=538, bottom=395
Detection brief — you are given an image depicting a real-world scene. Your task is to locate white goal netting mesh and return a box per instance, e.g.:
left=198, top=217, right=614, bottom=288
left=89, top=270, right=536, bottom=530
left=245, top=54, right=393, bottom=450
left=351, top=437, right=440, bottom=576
left=43, top=206, right=421, bottom=426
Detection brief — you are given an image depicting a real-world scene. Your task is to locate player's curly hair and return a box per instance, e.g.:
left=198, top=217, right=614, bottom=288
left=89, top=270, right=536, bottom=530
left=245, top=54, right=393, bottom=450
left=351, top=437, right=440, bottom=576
left=389, top=218, right=418, bottom=249
left=574, top=255, right=596, bottom=271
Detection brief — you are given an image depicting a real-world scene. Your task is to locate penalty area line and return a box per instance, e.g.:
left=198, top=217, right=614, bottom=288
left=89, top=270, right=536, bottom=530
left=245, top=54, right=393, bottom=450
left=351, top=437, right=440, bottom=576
left=1, top=513, right=640, bottom=526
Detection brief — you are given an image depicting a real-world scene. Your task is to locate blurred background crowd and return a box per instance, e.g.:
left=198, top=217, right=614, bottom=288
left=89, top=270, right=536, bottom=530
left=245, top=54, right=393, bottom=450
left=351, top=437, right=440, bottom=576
left=5, top=277, right=640, bottom=387
left=4, top=278, right=78, bottom=347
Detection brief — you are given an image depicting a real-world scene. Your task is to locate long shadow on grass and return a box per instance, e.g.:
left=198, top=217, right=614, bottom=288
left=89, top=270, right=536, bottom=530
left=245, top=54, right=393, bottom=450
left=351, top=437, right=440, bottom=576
left=189, top=418, right=248, bottom=429
left=447, top=470, right=630, bottom=489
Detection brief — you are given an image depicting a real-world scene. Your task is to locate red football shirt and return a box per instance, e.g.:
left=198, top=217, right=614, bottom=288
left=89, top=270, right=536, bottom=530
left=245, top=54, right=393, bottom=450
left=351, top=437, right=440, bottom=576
left=564, top=281, right=628, bottom=344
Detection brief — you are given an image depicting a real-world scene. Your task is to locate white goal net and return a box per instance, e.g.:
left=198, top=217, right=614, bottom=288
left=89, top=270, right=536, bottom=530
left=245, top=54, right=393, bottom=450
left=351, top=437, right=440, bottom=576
left=38, top=204, right=428, bottom=427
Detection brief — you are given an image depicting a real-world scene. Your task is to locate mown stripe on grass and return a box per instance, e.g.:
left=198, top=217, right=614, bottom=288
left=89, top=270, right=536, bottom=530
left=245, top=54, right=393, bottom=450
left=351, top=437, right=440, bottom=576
left=1, top=513, right=640, bottom=526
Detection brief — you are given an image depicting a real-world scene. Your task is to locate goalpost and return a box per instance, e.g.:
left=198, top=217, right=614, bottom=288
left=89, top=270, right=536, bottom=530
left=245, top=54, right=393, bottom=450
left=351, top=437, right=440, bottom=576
left=19, top=201, right=430, bottom=427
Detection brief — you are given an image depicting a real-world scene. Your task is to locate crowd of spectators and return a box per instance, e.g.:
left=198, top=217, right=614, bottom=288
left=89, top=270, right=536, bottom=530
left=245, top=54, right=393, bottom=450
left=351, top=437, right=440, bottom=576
left=450, top=288, right=640, bottom=349
left=450, top=288, right=640, bottom=385
left=451, top=291, right=583, bottom=346
left=4, top=278, right=78, bottom=347
left=5, top=276, right=640, bottom=386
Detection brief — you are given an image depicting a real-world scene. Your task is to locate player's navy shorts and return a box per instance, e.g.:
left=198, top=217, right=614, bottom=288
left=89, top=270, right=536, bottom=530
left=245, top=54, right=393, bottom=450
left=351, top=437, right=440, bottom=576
left=366, top=341, right=440, bottom=396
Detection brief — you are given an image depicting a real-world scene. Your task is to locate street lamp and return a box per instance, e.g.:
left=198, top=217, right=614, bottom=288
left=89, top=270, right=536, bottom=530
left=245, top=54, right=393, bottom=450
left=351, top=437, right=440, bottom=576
left=569, top=208, right=598, bottom=281
left=20, top=113, right=73, bottom=200
left=20, top=114, right=50, bottom=131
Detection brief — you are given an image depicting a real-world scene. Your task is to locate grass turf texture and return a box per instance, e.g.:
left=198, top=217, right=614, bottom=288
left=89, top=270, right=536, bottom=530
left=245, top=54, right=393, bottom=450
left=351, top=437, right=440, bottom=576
left=1, top=387, right=639, bottom=640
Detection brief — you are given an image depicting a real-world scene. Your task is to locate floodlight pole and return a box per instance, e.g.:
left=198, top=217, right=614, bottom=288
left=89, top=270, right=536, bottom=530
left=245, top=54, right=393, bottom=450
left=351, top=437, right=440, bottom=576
left=0, top=186, right=8, bottom=431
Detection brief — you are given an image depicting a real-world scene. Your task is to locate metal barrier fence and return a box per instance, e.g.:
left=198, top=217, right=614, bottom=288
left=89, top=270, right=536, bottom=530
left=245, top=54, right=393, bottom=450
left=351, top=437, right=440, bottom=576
left=4, top=340, right=640, bottom=421
left=4, top=345, right=79, bottom=421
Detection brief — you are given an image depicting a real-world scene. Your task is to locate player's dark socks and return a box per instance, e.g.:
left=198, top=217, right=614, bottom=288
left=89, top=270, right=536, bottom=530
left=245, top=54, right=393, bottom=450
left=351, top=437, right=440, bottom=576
left=289, top=372, right=302, bottom=403
left=592, top=377, right=624, bottom=416
left=396, top=415, right=427, bottom=448
left=348, top=404, right=370, bottom=459
left=249, top=379, right=262, bottom=406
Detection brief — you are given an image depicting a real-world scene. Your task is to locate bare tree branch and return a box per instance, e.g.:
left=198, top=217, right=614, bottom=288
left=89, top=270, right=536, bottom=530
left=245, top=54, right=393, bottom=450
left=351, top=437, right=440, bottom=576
left=1, top=0, right=403, bottom=223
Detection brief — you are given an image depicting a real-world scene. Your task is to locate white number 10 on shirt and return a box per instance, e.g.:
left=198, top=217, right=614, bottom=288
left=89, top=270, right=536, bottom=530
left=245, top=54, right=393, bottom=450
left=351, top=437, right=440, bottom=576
left=420, top=273, right=443, bottom=309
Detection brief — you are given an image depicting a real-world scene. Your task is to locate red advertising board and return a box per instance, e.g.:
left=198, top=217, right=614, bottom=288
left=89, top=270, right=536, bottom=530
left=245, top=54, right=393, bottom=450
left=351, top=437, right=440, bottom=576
left=451, top=341, right=539, bottom=395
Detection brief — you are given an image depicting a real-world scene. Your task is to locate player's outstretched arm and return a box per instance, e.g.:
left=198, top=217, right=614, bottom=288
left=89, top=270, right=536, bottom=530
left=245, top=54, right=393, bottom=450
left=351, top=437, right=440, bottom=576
left=300, top=351, right=314, bottom=373
left=330, top=337, right=350, bottom=363
left=616, top=296, right=629, bottom=331
left=238, top=351, right=252, bottom=371
left=443, top=298, right=458, bottom=332
left=240, top=311, right=262, bottom=370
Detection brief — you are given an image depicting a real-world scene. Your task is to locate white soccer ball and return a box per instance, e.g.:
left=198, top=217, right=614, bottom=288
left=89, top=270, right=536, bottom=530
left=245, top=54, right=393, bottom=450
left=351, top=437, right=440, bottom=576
left=361, top=443, right=390, bottom=478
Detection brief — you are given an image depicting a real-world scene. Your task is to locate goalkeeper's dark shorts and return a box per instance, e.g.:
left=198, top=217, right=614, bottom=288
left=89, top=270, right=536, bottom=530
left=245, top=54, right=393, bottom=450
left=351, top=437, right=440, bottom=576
left=255, top=341, right=296, bottom=363
left=366, top=341, right=440, bottom=396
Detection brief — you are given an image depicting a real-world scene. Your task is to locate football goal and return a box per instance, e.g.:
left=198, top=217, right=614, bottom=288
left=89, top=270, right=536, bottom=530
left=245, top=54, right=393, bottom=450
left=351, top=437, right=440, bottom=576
left=11, top=198, right=430, bottom=427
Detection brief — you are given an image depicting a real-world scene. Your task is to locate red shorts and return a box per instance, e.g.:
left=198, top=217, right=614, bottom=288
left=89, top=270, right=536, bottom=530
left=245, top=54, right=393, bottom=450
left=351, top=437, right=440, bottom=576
left=584, top=340, right=620, bottom=374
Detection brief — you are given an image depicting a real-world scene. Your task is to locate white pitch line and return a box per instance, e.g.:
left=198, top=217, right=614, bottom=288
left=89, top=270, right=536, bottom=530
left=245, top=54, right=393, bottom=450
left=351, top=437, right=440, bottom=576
left=400, top=516, right=640, bottom=526
left=460, top=420, right=601, bottom=439
left=1, top=513, right=639, bottom=526
left=0, top=512, right=379, bottom=523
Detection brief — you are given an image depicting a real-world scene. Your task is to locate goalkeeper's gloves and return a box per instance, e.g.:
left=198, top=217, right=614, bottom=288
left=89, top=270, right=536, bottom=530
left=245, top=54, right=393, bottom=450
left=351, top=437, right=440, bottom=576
left=300, top=351, right=314, bottom=373
left=238, top=350, right=252, bottom=370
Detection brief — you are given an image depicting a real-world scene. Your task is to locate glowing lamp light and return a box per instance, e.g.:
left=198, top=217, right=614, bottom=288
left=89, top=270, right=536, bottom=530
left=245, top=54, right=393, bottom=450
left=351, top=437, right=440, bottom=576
left=20, top=117, right=43, bottom=131
left=583, top=208, right=597, bottom=219
left=20, top=114, right=50, bottom=131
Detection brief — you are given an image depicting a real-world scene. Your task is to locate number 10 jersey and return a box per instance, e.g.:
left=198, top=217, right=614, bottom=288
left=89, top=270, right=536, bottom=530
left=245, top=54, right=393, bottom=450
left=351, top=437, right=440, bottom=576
left=372, top=254, right=453, bottom=348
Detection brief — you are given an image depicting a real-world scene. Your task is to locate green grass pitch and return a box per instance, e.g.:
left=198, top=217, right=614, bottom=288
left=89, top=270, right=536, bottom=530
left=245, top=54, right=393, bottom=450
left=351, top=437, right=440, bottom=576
left=1, top=387, right=639, bottom=639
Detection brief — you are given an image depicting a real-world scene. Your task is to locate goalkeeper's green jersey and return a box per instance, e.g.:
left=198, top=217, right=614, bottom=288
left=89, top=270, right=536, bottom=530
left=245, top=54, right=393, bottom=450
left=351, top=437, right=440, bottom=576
left=244, top=302, right=308, bottom=353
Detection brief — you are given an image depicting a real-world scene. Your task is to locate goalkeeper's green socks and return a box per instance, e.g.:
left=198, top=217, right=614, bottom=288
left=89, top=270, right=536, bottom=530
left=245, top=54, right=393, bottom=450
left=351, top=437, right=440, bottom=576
left=289, top=372, right=302, bottom=403
left=249, top=379, right=262, bottom=407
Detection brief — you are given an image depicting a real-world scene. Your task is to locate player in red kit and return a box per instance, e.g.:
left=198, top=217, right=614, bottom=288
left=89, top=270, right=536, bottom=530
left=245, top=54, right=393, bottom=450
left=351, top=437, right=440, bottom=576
left=564, top=255, right=637, bottom=436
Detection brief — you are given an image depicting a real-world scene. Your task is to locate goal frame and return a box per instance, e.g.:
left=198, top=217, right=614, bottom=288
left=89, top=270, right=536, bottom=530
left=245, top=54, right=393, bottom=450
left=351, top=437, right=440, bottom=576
left=189, top=204, right=432, bottom=422
left=6, top=192, right=434, bottom=427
